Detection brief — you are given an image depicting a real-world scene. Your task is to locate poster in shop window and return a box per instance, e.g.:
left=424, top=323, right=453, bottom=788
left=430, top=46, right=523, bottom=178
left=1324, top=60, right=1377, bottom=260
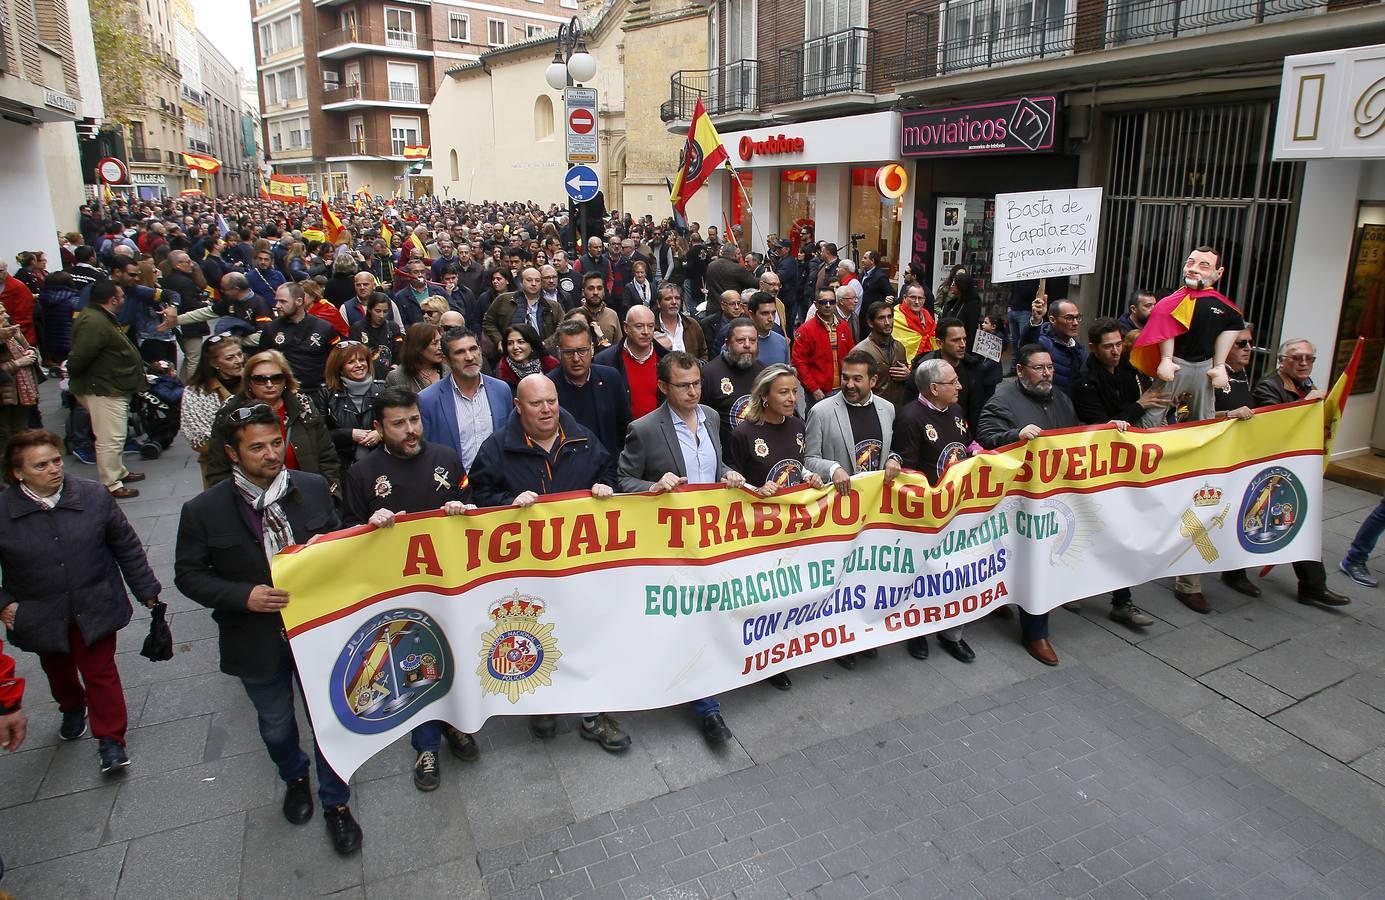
left=1332, top=221, right=1385, bottom=395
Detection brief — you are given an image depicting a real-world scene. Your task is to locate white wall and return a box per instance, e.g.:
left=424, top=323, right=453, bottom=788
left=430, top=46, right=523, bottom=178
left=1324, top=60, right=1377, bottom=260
left=0, top=121, right=61, bottom=265
left=42, top=122, right=87, bottom=234
left=1279, top=158, right=1385, bottom=459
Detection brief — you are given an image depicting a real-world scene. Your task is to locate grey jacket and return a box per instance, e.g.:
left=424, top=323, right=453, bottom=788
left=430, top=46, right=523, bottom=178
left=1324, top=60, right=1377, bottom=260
left=976, top=379, right=1078, bottom=449
left=804, top=392, right=897, bottom=480
left=617, top=403, right=727, bottom=492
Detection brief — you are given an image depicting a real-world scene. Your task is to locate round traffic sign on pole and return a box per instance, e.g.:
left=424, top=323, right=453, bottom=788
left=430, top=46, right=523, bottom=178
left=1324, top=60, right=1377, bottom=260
left=569, top=108, right=595, bottom=135
left=97, top=157, right=129, bottom=185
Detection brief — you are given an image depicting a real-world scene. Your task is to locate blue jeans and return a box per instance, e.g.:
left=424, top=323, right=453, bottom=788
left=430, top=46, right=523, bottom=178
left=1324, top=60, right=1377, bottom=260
left=411, top=721, right=443, bottom=754
left=1008, top=310, right=1032, bottom=355
left=1346, top=495, right=1385, bottom=565
left=239, top=642, right=350, bottom=809
left=689, top=696, right=720, bottom=719
left=1019, top=609, right=1049, bottom=642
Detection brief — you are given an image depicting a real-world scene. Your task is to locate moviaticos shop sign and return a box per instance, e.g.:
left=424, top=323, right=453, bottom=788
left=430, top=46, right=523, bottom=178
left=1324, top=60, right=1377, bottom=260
left=902, top=96, right=1058, bottom=157
left=274, top=402, right=1324, bottom=780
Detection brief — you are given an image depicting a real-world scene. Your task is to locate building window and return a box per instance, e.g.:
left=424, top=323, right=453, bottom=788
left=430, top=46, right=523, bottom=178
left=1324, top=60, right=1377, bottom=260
left=390, top=116, right=420, bottom=156
left=449, top=148, right=459, bottom=181
left=526, top=23, right=545, bottom=39
left=534, top=94, right=554, bottom=141
left=387, top=62, right=420, bottom=103
left=385, top=8, right=416, bottom=49
left=487, top=18, right=507, bottom=47
left=448, top=12, right=469, bottom=42
left=560, top=0, right=577, bottom=8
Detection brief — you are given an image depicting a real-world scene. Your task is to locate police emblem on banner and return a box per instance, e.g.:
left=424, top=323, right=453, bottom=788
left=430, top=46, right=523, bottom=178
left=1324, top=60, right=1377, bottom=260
left=478, top=591, right=561, bottom=703
left=1238, top=466, right=1306, bottom=553
left=329, top=608, right=454, bottom=734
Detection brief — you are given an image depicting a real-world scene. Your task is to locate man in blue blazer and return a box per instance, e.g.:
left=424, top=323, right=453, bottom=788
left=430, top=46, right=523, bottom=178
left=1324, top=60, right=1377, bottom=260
left=418, top=328, right=513, bottom=470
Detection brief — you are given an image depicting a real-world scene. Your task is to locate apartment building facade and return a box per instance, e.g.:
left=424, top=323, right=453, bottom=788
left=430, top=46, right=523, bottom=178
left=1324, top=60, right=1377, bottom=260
left=198, top=32, right=257, bottom=196
left=115, top=0, right=189, bottom=200
left=668, top=1, right=1385, bottom=385
left=252, top=0, right=580, bottom=198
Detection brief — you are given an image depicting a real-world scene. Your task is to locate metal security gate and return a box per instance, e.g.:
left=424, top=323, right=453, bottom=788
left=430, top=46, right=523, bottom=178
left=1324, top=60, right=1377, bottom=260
left=1097, top=101, right=1302, bottom=369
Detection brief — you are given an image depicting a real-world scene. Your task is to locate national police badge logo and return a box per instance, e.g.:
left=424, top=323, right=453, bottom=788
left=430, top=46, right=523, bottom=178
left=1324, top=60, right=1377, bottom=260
left=1238, top=466, right=1306, bottom=554
left=753, top=438, right=769, bottom=458
left=273, top=331, right=286, bottom=345
left=374, top=475, right=392, bottom=498
left=720, top=377, right=734, bottom=395
left=478, top=591, right=561, bottom=703
left=925, top=424, right=938, bottom=442
left=329, top=608, right=454, bottom=734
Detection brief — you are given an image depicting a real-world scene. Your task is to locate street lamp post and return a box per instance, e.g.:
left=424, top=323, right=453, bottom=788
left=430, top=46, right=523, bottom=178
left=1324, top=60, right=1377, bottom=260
left=544, top=16, right=597, bottom=256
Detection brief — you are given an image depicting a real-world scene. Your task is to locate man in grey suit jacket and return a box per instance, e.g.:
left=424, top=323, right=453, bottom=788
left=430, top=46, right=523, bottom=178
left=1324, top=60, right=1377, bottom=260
left=804, top=350, right=975, bottom=667
left=617, top=350, right=750, bottom=742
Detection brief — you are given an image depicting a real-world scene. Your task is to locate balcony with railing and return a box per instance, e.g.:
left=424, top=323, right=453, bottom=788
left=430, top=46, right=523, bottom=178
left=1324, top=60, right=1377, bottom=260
left=323, top=137, right=405, bottom=159
left=318, top=24, right=429, bottom=58
left=129, top=147, right=163, bottom=165
left=898, top=0, right=1382, bottom=86
left=322, top=80, right=428, bottom=109
left=769, top=27, right=877, bottom=106
left=660, top=60, right=761, bottom=123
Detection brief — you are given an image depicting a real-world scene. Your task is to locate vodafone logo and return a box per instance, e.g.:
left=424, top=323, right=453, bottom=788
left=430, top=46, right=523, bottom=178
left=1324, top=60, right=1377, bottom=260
left=738, top=134, right=806, bottom=162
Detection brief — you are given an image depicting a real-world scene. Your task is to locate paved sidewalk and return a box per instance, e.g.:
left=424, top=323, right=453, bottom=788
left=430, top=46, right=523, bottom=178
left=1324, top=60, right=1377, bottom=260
left=2, top=388, right=1385, bottom=898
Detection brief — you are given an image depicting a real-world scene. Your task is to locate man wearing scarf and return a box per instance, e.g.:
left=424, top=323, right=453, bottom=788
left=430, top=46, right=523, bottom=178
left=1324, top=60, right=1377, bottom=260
left=174, top=404, right=363, bottom=857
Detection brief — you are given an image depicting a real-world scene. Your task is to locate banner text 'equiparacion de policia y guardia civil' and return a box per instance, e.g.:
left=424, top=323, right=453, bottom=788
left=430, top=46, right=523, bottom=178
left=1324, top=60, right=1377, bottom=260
left=274, top=402, right=1324, bottom=780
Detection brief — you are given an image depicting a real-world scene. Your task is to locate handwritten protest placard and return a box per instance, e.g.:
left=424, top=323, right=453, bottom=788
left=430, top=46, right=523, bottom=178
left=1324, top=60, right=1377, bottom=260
left=992, top=188, right=1103, bottom=282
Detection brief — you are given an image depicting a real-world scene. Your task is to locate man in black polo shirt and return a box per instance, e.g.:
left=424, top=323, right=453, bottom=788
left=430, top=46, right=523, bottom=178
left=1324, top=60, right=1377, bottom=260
left=342, top=386, right=480, bottom=793
left=700, top=319, right=764, bottom=448
left=261, top=282, right=339, bottom=395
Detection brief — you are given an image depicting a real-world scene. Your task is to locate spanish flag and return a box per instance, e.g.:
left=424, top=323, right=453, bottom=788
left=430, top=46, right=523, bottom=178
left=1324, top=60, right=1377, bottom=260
left=321, top=200, right=344, bottom=243
left=893, top=302, right=938, bottom=361
left=380, top=220, right=393, bottom=246
left=1129, top=287, right=1235, bottom=377
left=266, top=174, right=310, bottom=204
left=1324, top=337, right=1364, bottom=467
left=408, top=230, right=428, bottom=260
left=402, top=145, right=430, bottom=160
left=669, top=99, right=730, bottom=215
left=182, top=151, right=222, bottom=174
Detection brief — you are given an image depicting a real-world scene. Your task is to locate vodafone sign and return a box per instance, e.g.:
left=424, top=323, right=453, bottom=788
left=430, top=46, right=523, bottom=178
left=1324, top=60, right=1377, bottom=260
left=738, top=133, right=805, bottom=162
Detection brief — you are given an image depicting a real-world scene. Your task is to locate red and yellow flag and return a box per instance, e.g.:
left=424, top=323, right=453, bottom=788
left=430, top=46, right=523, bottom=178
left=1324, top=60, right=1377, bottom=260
left=182, top=151, right=222, bottom=174
left=380, top=220, right=393, bottom=245
left=266, top=174, right=310, bottom=204
left=893, top=302, right=937, bottom=361
left=1129, top=287, right=1232, bottom=377
left=669, top=99, right=730, bottom=215
left=408, top=230, right=428, bottom=260
left=1324, top=337, right=1364, bottom=466
left=402, top=145, right=430, bottom=160
left=321, top=200, right=344, bottom=243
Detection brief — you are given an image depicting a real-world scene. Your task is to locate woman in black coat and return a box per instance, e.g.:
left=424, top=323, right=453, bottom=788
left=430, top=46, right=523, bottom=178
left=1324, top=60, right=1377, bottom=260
left=0, top=429, right=160, bottom=773
left=317, top=341, right=381, bottom=471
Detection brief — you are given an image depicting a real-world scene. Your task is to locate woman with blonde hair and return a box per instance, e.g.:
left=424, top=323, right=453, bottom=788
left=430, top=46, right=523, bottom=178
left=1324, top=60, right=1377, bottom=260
left=728, top=364, right=823, bottom=495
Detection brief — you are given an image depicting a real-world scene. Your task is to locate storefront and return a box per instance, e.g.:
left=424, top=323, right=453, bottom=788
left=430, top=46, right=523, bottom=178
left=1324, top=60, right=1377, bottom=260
left=1274, top=42, right=1385, bottom=460
left=713, top=111, right=906, bottom=279
left=131, top=173, right=170, bottom=201
left=899, top=95, right=1078, bottom=312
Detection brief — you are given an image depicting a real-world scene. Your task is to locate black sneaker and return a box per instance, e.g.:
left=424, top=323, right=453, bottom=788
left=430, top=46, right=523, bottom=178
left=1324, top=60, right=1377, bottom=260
left=700, top=713, right=732, bottom=746
left=579, top=714, right=631, bottom=753
left=529, top=714, right=558, bottom=740
left=98, top=738, right=129, bottom=774
left=412, top=750, right=440, bottom=792
left=59, top=707, right=88, bottom=741
left=834, top=653, right=857, bottom=670
left=282, top=776, right=313, bottom=825
left=444, top=726, right=480, bottom=762
left=767, top=673, right=792, bottom=690
left=324, top=805, right=363, bottom=856
left=1340, top=559, right=1379, bottom=588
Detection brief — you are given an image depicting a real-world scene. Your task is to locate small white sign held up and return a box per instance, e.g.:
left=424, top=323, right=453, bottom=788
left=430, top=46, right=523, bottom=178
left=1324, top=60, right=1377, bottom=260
left=992, top=188, right=1103, bottom=283
left=972, top=329, right=1004, bottom=363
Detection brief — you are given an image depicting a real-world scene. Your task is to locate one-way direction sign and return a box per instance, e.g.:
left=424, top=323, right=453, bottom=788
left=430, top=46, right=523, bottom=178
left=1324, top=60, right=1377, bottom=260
left=565, top=165, right=599, bottom=202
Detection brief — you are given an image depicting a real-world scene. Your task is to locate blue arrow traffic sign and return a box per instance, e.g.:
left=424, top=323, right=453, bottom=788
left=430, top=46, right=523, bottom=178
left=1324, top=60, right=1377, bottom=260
left=565, top=165, right=599, bottom=203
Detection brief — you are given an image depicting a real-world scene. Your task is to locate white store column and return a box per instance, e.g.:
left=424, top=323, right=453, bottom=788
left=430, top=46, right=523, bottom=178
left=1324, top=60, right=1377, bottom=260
left=750, top=168, right=779, bottom=247
left=814, top=164, right=850, bottom=248
left=0, top=120, right=61, bottom=265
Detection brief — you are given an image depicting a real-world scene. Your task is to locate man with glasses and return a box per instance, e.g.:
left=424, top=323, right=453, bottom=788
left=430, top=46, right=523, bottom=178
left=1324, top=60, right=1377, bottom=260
left=894, top=356, right=977, bottom=663
left=1022, top=296, right=1087, bottom=393
left=617, top=350, right=746, bottom=745
left=792, top=287, right=854, bottom=407
left=977, top=345, right=1080, bottom=666
left=549, top=319, right=629, bottom=455
left=174, top=403, right=362, bottom=855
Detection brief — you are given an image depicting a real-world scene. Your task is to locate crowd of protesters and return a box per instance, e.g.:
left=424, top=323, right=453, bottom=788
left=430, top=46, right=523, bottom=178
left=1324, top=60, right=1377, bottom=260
left=0, top=193, right=1369, bottom=862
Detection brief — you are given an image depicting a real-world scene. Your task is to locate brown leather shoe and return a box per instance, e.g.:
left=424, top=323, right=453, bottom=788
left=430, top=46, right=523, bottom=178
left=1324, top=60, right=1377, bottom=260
left=1175, top=590, right=1209, bottom=613
left=110, top=487, right=140, bottom=499
left=1023, top=639, right=1059, bottom=666
left=122, top=472, right=146, bottom=483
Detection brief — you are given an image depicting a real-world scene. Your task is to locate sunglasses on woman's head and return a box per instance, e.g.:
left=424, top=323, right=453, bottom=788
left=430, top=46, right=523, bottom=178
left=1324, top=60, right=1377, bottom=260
left=227, top=403, right=272, bottom=423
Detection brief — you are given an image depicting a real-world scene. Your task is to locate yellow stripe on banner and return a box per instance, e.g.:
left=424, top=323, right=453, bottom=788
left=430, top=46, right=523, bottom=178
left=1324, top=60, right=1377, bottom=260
left=273, top=401, right=1325, bottom=635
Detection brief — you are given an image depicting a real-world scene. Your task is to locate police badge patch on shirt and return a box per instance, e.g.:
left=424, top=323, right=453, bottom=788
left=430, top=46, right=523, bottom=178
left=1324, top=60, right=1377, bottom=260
left=309, top=332, right=322, bottom=346
left=432, top=467, right=451, bottom=491
left=853, top=439, right=882, bottom=473
left=273, top=331, right=286, bottom=345
left=720, top=377, right=733, bottom=395
left=925, top=424, right=938, bottom=442
left=753, top=438, right=769, bottom=458
left=955, top=417, right=968, bottom=434
left=374, top=475, right=392, bottom=498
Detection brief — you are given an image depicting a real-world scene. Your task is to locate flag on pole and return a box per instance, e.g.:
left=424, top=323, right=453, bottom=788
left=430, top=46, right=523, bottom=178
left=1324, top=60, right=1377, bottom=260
left=216, top=213, right=230, bottom=239
left=380, top=220, right=394, bottom=246
left=1323, top=337, right=1364, bottom=467
left=182, top=151, right=223, bottom=174
left=402, top=146, right=430, bottom=160
left=266, top=174, right=310, bottom=203
left=259, top=175, right=271, bottom=202
left=663, top=178, right=689, bottom=235
left=669, top=99, right=730, bottom=215
left=321, top=200, right=345, bottom=243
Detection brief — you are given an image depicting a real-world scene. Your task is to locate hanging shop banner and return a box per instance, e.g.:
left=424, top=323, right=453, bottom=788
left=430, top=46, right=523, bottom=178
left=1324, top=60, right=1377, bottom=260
left=991, top=187, right=1103, bottom=282
left=275, top=402, right=1324, bottom=780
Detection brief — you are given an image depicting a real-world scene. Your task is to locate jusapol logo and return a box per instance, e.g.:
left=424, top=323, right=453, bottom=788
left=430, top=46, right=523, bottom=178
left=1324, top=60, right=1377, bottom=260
left=1237, top=466, right=1307, bottom=553
left=330, top=608, right=454, bottom=734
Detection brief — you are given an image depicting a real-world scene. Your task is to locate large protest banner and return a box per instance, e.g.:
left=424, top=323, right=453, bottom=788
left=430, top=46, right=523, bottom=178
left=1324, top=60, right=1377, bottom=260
left=275, top=403, right=1324, bottom=780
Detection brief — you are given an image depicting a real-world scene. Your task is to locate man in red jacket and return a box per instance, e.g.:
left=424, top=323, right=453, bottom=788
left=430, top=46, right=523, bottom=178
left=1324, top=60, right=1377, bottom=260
left=0, top=638, right=24, bottom=752
left=792, top=287, right=853, bottom=404
left=0, top=265, right=37, bottom=349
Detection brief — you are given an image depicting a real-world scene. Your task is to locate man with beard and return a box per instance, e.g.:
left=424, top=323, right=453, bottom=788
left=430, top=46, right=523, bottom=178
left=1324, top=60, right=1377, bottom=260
left=579, top=270, right=622, bottom=347
left=1131, top=246, right=1246, bottom=425
left=852, top=302, right=909, bottom=409
left=805, top=349, right=902, bottom=669
left=1118, top=289, right=1156, bottom=335
left=977, top=345, right=1078, bottom=667
left=653, top=282, right=707, bottom=361
left=1021, top=297, right=1088, bottom=393
left=343, top=387, right=479, bottom=792
left=701, top=319, right=764, bottom=447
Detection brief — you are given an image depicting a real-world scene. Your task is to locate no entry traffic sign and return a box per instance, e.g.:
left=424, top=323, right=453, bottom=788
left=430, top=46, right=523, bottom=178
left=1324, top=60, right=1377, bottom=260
left=565, top=87, right=598, bottom=164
